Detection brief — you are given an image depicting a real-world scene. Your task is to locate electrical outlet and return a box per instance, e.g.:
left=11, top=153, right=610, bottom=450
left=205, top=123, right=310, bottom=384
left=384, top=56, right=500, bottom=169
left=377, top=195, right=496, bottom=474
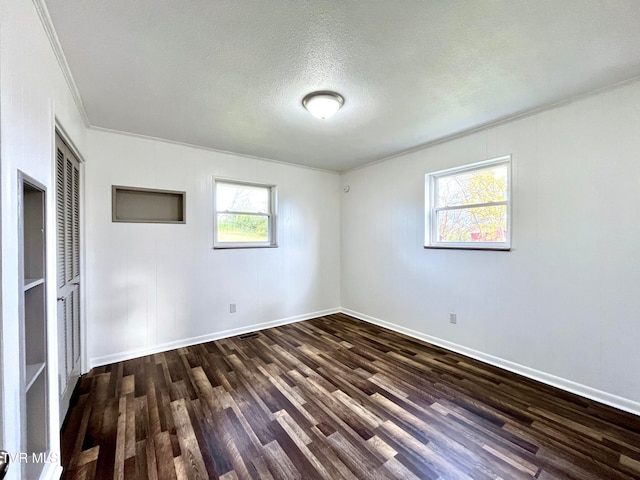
left=449, top=313, right=457, bottom=324
left=230, top=303, right=236, bottom=313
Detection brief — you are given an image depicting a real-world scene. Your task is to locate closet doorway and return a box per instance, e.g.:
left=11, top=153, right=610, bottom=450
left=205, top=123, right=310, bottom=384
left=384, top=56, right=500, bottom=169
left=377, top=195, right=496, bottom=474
left=55, top=132, right=82, bottom=421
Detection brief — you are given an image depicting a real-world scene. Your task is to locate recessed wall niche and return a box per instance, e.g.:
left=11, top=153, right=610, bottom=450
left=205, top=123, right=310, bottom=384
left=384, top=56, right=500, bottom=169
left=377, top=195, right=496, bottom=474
left=112, top=186, right=186, bottom=223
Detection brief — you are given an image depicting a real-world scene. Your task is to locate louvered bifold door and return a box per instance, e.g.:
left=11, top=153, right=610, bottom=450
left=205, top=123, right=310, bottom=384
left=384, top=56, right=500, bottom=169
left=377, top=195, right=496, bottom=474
left=65, top=159, right=74, bottom=284
left=55, top=133, right=82, bottom=414
left=73, top=166, right=80, bottom=278
left=57, top=150, right=65, bottom=289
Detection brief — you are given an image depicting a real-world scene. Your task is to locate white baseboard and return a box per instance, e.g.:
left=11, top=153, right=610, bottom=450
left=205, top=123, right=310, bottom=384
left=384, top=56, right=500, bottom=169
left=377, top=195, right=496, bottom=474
left=341, top=308, right=640, bottom=417
left=87, top=305, right=640, bottom=417
left=89, top=308, right=340, bottom=369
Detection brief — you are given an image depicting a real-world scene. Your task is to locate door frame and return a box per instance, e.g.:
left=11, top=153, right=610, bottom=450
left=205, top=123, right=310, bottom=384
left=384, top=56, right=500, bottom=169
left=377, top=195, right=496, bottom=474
left=53, top=121, right=87, bottom=379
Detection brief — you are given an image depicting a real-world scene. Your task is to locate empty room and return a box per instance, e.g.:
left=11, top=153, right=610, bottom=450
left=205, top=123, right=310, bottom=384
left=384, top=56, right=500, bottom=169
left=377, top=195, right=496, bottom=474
left=2, top=1, right=640, bottom=479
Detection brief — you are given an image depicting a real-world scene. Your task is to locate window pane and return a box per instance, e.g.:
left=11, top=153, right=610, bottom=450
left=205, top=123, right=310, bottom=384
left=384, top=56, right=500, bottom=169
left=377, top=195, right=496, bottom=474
left=217, top=214, right=269, bottom=243
left=437, top=164, right=508, bottom=207
left=436, top=205, right=507, bottom=243
left=217, top=183, right=269, bottom=213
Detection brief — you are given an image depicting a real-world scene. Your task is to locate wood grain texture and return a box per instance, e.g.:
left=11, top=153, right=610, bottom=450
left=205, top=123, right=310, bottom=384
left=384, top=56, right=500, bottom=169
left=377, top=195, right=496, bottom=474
left=61, top=314, right=640, bottom=479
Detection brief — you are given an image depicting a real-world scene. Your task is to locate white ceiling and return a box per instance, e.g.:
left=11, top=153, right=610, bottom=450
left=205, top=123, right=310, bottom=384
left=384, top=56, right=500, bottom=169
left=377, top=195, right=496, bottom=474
left=45, top=0, right=640, bottom=172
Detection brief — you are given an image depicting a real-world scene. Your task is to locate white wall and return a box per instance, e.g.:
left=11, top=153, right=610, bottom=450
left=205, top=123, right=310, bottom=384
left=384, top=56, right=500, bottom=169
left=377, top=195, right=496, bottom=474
left=0, top=0, right=87, bottom=478
left=4, top=8, right=640, bottom=478
left=341, top=79, right=640, bottom=412
left=85, top=130, right=341, bottom=366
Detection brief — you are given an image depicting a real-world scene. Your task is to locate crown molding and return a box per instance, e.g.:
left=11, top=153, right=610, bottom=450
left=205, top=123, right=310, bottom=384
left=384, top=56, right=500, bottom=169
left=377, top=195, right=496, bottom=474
left=342, top=73, right=640, bottom=174
left=89, top=126, right=341, bottom=175
left=32, top=0, right=91, bottom=127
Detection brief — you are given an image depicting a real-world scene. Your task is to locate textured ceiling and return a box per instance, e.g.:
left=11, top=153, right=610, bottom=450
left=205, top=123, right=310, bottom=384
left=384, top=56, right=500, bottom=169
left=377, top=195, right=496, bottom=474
left=45, top=0, right=640, bottom=171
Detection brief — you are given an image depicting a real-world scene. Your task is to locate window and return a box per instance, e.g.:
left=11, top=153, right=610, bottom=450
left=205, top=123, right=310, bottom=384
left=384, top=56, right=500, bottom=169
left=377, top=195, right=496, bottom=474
left=213, top=179, right=277, bottom=248
left=425, top=156, right=511, bottom=250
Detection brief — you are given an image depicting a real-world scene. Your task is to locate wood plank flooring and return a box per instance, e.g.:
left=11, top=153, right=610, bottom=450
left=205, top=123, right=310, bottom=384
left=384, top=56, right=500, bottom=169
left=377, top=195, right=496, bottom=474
left=61, top=313, right=640, bottom=479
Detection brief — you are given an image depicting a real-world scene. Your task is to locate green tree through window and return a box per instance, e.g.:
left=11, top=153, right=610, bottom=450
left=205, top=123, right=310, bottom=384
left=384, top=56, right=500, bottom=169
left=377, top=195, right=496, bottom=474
left=426, top=157, right=511, bottom=249
left=214, top=180, right=277, bottom=248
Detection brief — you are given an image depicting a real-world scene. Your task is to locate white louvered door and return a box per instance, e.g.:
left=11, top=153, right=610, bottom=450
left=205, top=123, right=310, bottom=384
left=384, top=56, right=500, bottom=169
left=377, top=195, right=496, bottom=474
left=55, top=133, right=81, bottom=421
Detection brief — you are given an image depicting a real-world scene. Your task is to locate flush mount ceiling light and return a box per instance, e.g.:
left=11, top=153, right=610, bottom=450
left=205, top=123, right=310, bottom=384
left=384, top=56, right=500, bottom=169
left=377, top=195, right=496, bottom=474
left=302, top=91, right=344, bottom=119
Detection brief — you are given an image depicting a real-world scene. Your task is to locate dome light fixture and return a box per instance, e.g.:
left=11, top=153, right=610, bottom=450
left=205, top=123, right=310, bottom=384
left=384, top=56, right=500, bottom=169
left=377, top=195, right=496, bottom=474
left=302, top=91, right=344, bottom=119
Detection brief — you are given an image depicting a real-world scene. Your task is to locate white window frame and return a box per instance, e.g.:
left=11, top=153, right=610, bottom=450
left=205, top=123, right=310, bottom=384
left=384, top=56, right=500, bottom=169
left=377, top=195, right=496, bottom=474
left=213, top=178, right=278, bottom=249
left=425, top=155, right=512, bottom=250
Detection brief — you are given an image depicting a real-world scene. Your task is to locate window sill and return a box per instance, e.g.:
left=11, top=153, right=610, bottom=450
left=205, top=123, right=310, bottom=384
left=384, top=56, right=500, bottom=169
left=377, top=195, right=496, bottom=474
left=213, top=244, right=278, bottom=250
left=424, top=245, right=511, bottom=251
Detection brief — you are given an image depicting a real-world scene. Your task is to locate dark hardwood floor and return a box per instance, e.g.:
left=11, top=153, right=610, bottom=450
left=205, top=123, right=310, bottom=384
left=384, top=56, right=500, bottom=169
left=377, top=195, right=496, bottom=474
left=61, top=313, right=640, bottom=479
